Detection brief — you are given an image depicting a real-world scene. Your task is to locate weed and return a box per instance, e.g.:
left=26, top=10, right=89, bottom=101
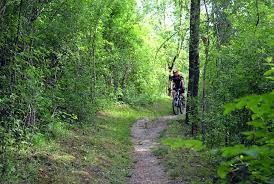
left=154, top=119, right=215, bottom=184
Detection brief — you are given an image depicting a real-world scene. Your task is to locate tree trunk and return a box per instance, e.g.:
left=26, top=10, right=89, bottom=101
left=201, top=0, right=210, bottom=142
left=185, top=0, right=201, bottom=136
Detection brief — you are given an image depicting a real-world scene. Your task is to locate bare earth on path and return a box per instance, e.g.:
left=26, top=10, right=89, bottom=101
left=129, top=115, right=183, bottom=184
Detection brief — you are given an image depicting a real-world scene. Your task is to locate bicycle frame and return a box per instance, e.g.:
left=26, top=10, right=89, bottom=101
left=172, top=89, right=185, bottom=115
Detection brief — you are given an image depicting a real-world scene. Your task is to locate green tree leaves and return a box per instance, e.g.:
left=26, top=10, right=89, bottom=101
left=219, top=91, right=274, bottom=182
left=0, top=0, right=170, bottom=181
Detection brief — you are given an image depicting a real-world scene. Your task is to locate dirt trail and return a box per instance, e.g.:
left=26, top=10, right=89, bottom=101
left=129, top=115, right=182, bottom=184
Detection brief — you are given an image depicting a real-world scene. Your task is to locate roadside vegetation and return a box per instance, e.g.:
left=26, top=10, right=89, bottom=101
left=154, top=119, right=215, bottom=184
left=6, top=99, right=171, bottom=183
left=0, top=0, right=273, bottom=183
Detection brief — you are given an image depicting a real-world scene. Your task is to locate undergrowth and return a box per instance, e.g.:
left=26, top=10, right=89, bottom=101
left=154, top=119, right=216, bottom=184
left=4, top=98, right=171, bottom=184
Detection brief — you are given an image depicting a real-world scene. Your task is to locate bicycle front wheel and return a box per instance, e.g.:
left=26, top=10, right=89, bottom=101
left=172, top=98, right=181, bottom=115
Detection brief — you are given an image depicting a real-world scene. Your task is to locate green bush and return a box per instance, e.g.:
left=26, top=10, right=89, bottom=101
left=218, top=90, right=274, bottom=183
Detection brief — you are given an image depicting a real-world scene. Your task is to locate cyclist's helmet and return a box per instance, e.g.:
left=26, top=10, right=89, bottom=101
left=173, top=69, right=179, bottom=75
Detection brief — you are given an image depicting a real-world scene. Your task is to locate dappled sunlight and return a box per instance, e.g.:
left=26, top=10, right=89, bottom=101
left=49, top=153, right=76, bottom=162
left=135, top=147, right=150, bottom=152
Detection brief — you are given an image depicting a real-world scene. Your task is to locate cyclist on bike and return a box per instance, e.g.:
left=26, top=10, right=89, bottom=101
left=170, top=69, right=185, bottom=97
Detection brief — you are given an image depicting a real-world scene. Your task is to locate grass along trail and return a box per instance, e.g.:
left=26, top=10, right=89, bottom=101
left=29, top=98, right=173, bottom=183
left=12, top=97, right=212, bottom=183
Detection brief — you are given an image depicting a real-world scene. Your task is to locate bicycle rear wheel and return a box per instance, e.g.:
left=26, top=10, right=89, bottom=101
left=181, top=96, right=185, bottom=113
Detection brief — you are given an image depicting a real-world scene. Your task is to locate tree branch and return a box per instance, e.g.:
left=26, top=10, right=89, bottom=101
left=154, top=31, right=178, bottom=61
left=255, top=0, right=260, bottom=27
left=0, top=1, right=7, bottom=16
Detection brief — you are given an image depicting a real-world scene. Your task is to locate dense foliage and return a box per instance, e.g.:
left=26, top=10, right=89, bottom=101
left=0, top=0, right=273, bottom=183
left=196, top=0, right=273, bottom=182
left=0, top=0, right=168, bottom=181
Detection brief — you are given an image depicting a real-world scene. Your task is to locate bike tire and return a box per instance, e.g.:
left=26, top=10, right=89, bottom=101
left=179, top=102, right=183, bottom=114
left=172, top=99, right=181, bottom=115
left=180, top=97, right=185, bottom=114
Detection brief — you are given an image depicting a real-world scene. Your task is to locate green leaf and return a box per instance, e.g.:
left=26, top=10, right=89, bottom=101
left=265, top=56, right=273, bottom=63
left=264, top=69, right=273, bottom=76
left=224, top=103, right=236, bottom=115
left=217, top=163, right=230, bottom=179
left=222, top=144, right=245, bottom=157
left=247, top=121, right=266, bottom=128
left=244, top=148, right=259, bottom=158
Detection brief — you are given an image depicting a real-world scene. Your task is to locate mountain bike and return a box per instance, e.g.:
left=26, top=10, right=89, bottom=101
left=172, top=89, right=185, bottom=115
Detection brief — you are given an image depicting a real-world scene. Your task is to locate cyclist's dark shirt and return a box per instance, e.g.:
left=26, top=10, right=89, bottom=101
left=172, top=75, right=183, bottom=90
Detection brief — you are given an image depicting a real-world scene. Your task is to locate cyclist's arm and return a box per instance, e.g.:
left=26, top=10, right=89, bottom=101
left=180, top=79, right=185, bottom=92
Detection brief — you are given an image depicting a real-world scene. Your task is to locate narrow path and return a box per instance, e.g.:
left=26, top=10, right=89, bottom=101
left=129, top=115, right=180, bottom=184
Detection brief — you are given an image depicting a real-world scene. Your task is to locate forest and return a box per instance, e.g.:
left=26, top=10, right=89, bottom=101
left=0, top=0, right=273, bottom=183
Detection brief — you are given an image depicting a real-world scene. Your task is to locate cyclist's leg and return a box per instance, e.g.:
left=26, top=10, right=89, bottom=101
left=172, top=88, right=177, bottom=98
left=178, top=88, right=183, bottom=98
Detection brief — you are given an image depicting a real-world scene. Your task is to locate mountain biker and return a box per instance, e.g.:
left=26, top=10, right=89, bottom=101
left=170, top=70, right=185, bottom=97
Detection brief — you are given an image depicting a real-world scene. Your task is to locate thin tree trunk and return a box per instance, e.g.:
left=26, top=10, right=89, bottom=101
left=201, top=0, right=210, bottom=142
left=121, top=63, right=129, bottom=96
left=255, top=0, right=260, bottom=28
left=185, top=0, right=201, bottom=136
left=89, top=25, right=98, bottom=103
left=89, top=1, right=112, bottom=103
left=15, top=0, right=24, bottom=44
left=10, top=0, right=24, bottom=92
left=0, top=1, right=7, bottom=16
left=91, top=27, right=98, bottom=103
left=89, top=5, right=104, bottom=103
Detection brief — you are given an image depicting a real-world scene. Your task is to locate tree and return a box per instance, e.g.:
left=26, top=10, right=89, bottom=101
left=186, top=0, right=201, bottom=135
